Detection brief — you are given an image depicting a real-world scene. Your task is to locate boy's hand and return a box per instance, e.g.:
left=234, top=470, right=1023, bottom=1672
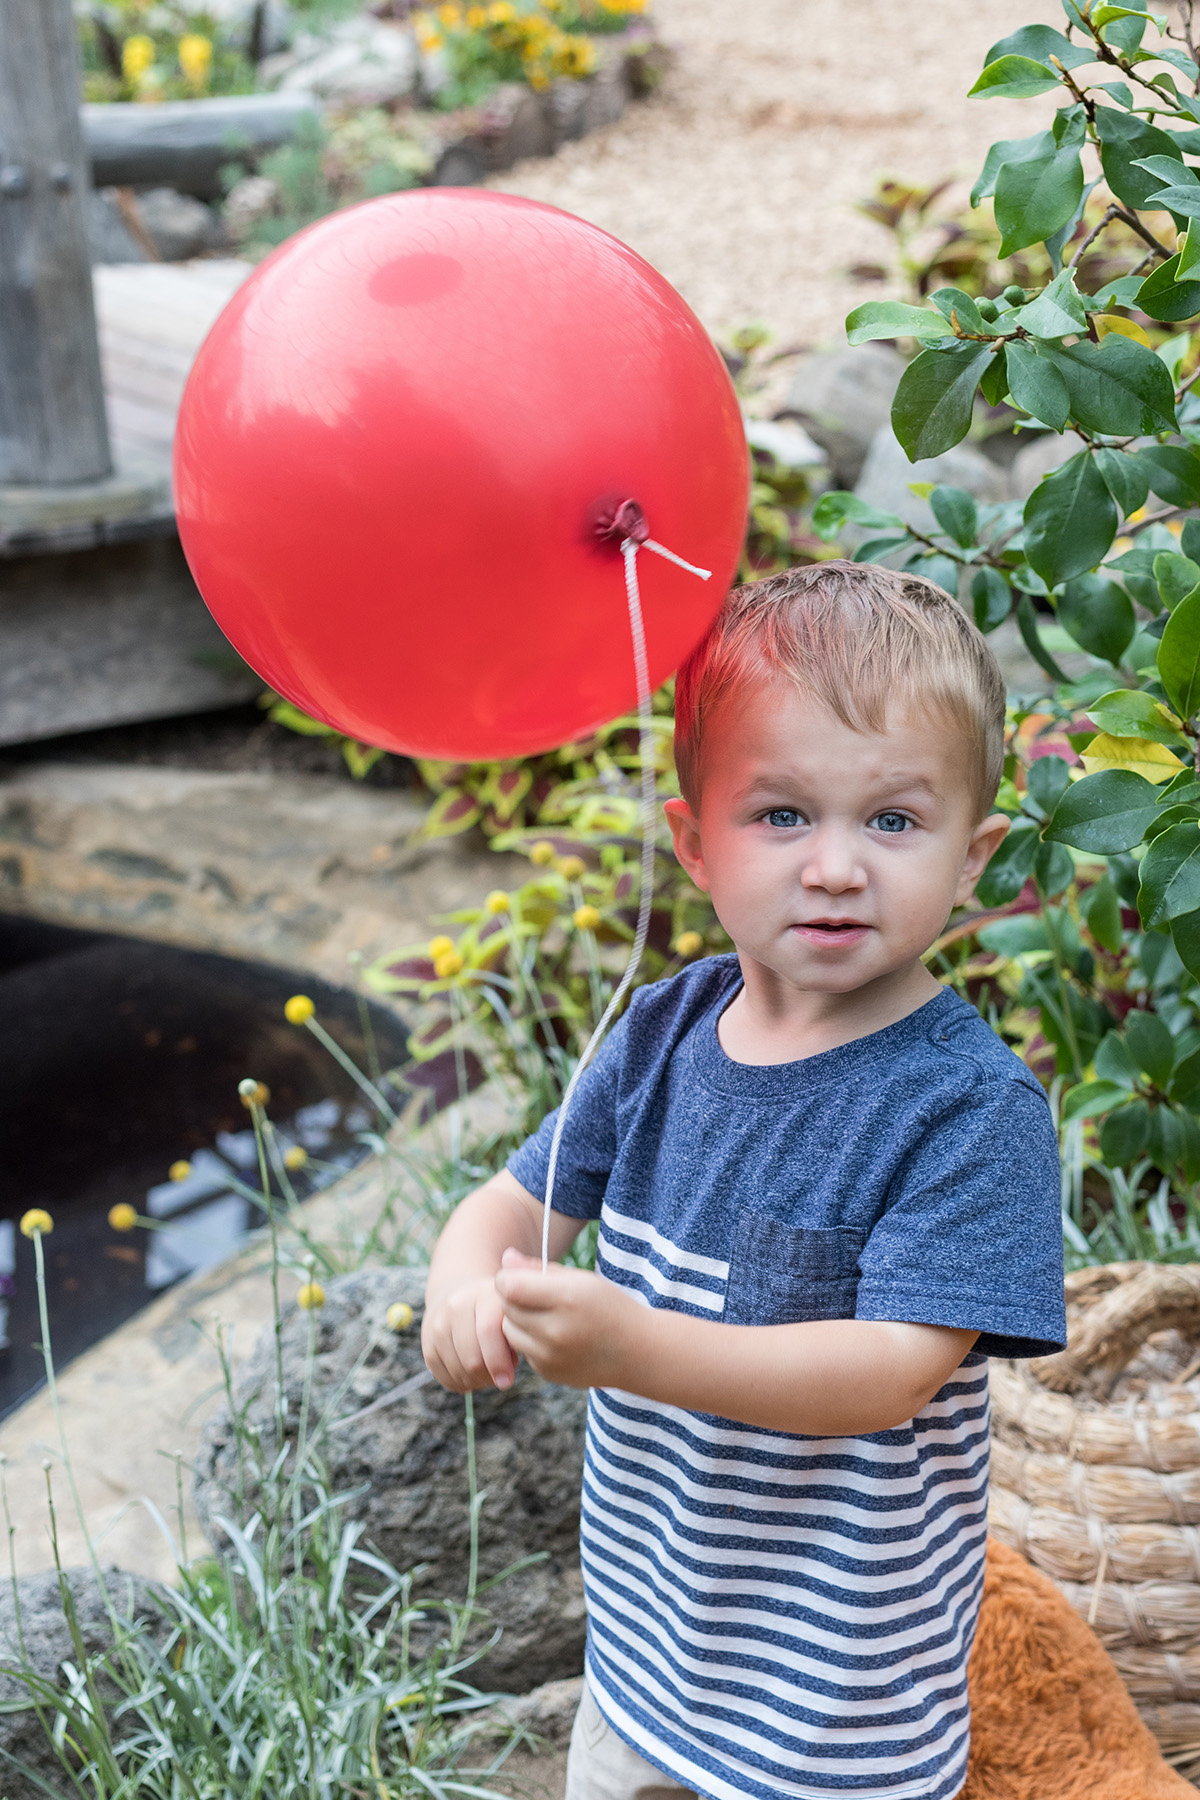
left=422, top=1275, right=518, bottom=1393
left=495, top=1249, right=643, bottom=1389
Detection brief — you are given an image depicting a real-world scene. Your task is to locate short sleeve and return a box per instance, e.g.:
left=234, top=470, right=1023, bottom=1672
left=505, top=1011, right=628, bottom=1219
left=854, top=1074, right=1066, bottom=1359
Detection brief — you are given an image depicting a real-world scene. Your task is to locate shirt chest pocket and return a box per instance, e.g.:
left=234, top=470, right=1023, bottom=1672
left=723, top=1210, right=865, bottom=1326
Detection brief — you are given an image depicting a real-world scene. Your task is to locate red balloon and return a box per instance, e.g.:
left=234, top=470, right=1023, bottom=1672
left=174, top=190, right=748, bottom=762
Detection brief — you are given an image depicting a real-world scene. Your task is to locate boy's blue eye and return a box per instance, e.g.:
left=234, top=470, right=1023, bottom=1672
left=872, top=811, right=910, bottom=834
left=765, top=809, right=801, bottom=829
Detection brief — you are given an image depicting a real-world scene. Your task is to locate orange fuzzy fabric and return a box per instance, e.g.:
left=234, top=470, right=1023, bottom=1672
left=962, top=1539, right=1194, bottom=1800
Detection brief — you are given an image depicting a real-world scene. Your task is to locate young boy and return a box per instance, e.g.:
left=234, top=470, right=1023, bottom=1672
left=422, top=561, right=1066, bottom=1800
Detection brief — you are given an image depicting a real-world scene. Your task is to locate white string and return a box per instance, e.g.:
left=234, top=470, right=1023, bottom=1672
left=540, top=534, right=711, bottom=1269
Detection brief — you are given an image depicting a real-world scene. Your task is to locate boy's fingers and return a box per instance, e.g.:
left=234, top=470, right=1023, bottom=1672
left=495, top=1269, right=563, bottom=1310
left=477, top=1304, right=517, bottom=1390
left=501, top=1246, right=541, bottom=1271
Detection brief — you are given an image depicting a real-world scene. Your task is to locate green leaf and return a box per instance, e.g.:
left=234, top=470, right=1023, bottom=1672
left=1039, top=335, right=1178, bottom=436
left=972, top=566, right=1011, bottom=632
left=929, top=288, right=991, bottom=336
left=1023, top=453, right=1118, bottom=587
left=890, top=342, right=995, bottom=461
left=1087, top=687, right=1188, bottom=743
left=1093, top=3, right=1166, bottom=26
left=1099, top=1099, right=1150, bottom=1165
left=975, top=821, right=1040, bottom=906
left=970, top=54, right=1061, bottom=98
left=1016, top=592, right=1072, bottom=681
left=1035, top=838, right=1075, bottom=895
left=1044, top=768, right=1158, bottom=851
left=265, top=699, right=338, bottom=738
left=1158, top=585, right=1200, bottom=720
left=845, top=302, right=954, bottom=345
left=1005, top=340, right=1070, bottom=430
left=1148, top=1103, right=1183, bottom=1175
left=1008, top=268, right=1089, bottom=338
left=418, top=788, right=483, bottom=838
left=1154, top=551, right=1200, bottom=611
left=1094, top=446, right=1151, bottom=518
left=1137, top=444, right=1200, bottom=508
left=971, top=129, right=1054, bottom=208
left=1170, top=1038, right=1200, bottom=1105
left=1142, top=183, right=1200, bottom=218
left=985, top=23, right=1094, bottom=68
left=1172, top=908, right=1200, bottom=981
left=976, top=914, right=1050, bottom=955
left=1061, top=1079, right=1132, bottom=1122
left=1081, top=877, right=1124, bottom=952
left=1057, top=574, right=1136, bottom=664
left=1095, top=105, right=1184, bottom=211
left=979, top=343, right=1009, bottom=407
left=1139, top=820, right=1200, bottom=924
left=811, top=491, right=904, bottom=542
left=1136, top=252, right=1200, bottom=323
left=995, top=143, right=1084, bottom=256
left=1028, top=754, right=1073, bottom=816
left=1134, top=154, right=1200, bottom=189
left=1125, top=1008, right=1177, bottom=1087
left=929, top=486, right=978, bottom=547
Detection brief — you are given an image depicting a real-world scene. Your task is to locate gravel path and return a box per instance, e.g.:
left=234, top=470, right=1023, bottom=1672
left=488, top=0, right=1061, bottom=361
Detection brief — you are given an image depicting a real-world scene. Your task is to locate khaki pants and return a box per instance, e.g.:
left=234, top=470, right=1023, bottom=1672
left=565, top=1681, right=697, bottom=1800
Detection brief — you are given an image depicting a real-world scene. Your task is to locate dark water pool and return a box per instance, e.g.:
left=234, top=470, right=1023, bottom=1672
left=0, top=917, right=426, bottom=1417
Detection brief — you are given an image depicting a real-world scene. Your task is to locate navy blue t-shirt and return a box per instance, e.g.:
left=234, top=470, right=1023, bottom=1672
left=507, top=957, right=1065, bottom=1800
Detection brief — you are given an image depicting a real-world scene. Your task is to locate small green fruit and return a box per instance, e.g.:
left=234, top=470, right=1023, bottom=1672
left=1003, top=284, right=1027, bottom=306
left=976, top=297, right=999, bottom=321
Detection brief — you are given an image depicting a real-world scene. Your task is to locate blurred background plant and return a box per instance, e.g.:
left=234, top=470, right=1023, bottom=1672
left=222, top=107, right=431, bottom=249
left=413, top=1, right=597, bottom=106
left=79, top=1, right=260, bottom=100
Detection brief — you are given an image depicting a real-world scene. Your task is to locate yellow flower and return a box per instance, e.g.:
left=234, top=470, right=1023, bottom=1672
left=297, top=1282, right=326, bottom=1311
left=108, top=1204, right=138, bottom=1233
left=169, top=1159, right=193, bottom=1182
left=285, top=994, right=315, bottom=1025
left=467, top=3, right=487, bottom=21
left=485, top=889, right=510, bottom=914
left=556, top=854, right=586, bottom=881
left=529, top=841, right=556, bottom=866
left=284, top=1145, right=309, bottom=1171
left=19, top=1210, right=53, bottom=1239
left=416, top=24, right=444, bottom=49
left=177, top=32, right=212, bottom=91
left=574, top=904, right=602, bottom=931
left=428, top=934, right=455, bottom=958
left=434, top=949, right=465, bottom=977
left=387, top=1301, right=415, bottom=1332
left=488, top=0, right=516, bottom=18
left=674, top=930, right=704, bottom=958
left=238, top=1078, right=270, bottom=1109
left=437, top=1, right=462, bottom=21
left=121, top=33, right=155, bottom=84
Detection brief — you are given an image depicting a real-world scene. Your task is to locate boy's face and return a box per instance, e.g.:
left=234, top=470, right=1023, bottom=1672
left=665, top=682, right=1008, bottom=1002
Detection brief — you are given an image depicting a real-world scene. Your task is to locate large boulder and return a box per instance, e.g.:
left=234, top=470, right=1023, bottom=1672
left=783, top=344, right=904, bottom=487
left=193, top=1268, right=588, bottom=1692
left=0, top=1568, right=165, bottom=1800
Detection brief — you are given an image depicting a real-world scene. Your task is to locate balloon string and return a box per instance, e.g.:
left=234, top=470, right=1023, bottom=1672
left=540, top=535, right=711, bottom=1271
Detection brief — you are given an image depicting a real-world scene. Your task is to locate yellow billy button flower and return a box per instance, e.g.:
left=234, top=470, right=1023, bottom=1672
left=238, top=1078, right=270, bottom=1109
left=19, top=1210, right=52, bottom=1239
left=574, top=904, right=601, bottom=931
left=297, top=1282, right=325, bottom=1311
left=427, top=934, right=455, bottom=958
left=674, top=930, right=704, bottom=958
left=434, top=949, right=465, bottom=978
left=284, top=1145, right=308, bottom=1171
left=556, top=854, right=586, bottom=881
left=485, top=889, right=510, bottom=914
left=108, top=1204, right=138, bottom=1232
left=387, top=1301, right=414, bottom=1332
left=285, top=994, right=315, bottom=1025
left=121, top=33, right=155, bottom=83
left=169, top=1159, right=193, bottom=1182
left=529, top=840, right=556, bottom=866
left=178, top=32, right=213, bottom=89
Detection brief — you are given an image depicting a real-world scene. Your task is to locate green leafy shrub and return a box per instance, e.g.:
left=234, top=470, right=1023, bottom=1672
left=227, top=111, right=431, bottom=252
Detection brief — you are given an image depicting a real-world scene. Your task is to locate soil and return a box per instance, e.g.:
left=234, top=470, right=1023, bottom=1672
left=488, top=0, right=1061, bottom=380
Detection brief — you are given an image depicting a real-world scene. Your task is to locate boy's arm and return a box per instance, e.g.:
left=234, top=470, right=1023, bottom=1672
left=495, top=1257, right=976, bottom=1434
left=422, top=1170, right=586, bottom=1392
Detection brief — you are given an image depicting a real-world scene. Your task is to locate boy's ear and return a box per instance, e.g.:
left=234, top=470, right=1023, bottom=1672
left=663, top=797, right=710, bottom=892
left=954, top=812, right=1010, bottom=906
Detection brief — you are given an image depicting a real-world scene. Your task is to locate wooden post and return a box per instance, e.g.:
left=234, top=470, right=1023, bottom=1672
left=0, top=0, right=112, bottom=485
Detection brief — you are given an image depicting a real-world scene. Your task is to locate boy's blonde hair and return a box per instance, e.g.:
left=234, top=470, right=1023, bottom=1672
left=674, top=561, right=1006, bottom=820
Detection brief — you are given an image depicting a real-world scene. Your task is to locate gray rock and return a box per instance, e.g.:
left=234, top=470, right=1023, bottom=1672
left=484, top=1673, right=584, bottom=1747
left=783, top=344, right=904, bottom=487
left=133, top=188, right=225, bottom=261
left=853, top=426, right=1009, bottom=536
left=0, top=1567, right=166, bottom=1800
left=193, top=1268, right=588, bottom=1692
left=744, top=417, right=827, bottom=473
left=1008, top=431, right=1077, bottom=501
left=265, top=18, right=419, bottom=104
left=87, top=189, right=148, bottom=265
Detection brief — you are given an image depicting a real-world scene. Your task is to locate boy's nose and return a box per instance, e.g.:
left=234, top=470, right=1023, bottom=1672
left=800, top=829, right=867, bottom=894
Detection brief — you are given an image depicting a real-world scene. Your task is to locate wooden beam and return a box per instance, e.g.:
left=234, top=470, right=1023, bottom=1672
left=0, top=0, right=111, bottom=484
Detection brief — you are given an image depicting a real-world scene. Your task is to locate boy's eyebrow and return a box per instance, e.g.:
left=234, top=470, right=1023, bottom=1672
left=731, top=770, right=947, bottom=803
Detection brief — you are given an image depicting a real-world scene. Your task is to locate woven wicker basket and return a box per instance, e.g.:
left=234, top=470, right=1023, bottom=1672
left=989, top=1261, right=1200, bottom=1782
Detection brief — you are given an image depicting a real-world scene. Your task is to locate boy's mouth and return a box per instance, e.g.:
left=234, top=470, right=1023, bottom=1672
left=793, top=919, right=870, bottom=944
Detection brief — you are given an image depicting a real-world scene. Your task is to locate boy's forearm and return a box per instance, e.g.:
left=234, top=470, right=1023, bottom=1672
left=425, top=1170, right=581, bottom=1302
left=609, top=1306, right=977, bottom=1436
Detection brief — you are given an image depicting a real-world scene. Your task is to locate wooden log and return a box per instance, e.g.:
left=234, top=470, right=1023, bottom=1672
left=83, top=94, right=319, bottom=200
left=0, top=0, right=111, bottom=484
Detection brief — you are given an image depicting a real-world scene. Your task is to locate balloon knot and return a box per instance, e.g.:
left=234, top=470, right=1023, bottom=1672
left=594, top=499, right=649, bottom=546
